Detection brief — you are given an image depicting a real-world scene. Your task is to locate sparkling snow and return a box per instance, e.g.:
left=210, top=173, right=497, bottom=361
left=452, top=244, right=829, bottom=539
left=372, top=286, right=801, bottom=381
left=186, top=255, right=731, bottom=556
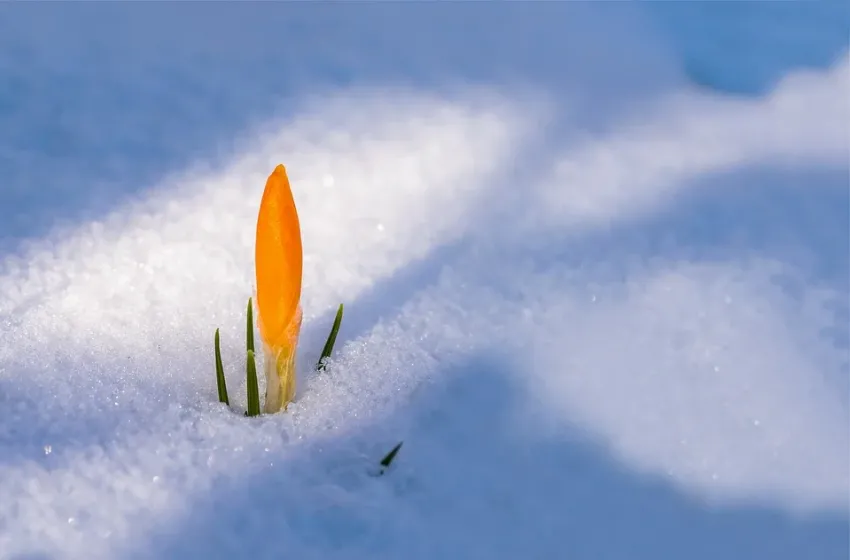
left=0, top=3, right=847, bottom=559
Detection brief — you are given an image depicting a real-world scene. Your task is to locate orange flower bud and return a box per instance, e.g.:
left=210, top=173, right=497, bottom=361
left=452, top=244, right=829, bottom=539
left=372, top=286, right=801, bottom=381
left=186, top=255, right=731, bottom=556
left=254, top=164, right=303, bottom=411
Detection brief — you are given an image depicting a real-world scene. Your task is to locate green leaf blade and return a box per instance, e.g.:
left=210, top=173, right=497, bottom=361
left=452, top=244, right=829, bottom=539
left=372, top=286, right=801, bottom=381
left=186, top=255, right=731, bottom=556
left=246, top=297, right=255, bottom=354
left=379, top=441, right=403, bottom=470
left=316, top=303, right=344, bottom=371
left=246, top=349, right=261, bottom=417
left=214, top=328, right=229, bottom=406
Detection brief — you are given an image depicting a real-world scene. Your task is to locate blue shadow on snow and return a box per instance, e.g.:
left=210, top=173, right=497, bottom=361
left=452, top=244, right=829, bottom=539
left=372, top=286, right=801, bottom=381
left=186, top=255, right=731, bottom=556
left=130, top=354, right=849, bottom=559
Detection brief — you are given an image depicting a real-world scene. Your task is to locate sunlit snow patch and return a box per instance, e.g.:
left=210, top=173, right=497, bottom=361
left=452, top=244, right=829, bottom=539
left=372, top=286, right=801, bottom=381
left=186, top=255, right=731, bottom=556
left=0, top=89, right=533, bottom=559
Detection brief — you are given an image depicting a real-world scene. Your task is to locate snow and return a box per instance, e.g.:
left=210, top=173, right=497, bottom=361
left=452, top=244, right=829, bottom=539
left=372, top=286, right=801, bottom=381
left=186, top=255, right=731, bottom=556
left=0, top=3, right=847, bottom=559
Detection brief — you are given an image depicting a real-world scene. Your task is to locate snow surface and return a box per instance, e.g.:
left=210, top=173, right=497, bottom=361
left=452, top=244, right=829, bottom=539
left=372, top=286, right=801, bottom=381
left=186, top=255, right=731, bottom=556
left=0, top=3, right=848, bottom=559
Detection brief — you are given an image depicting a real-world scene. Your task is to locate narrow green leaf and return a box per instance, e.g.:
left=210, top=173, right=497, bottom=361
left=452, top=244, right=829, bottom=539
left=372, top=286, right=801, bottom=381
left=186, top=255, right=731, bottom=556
left=379, top=441, right=403, bottom=470
left=316, top=303, right=344, bottom=371
left=214, top=328, right=229, bottom=405
left=246, top=349, right=261, bottom=417
left=246, top=297, right=255, bottom=354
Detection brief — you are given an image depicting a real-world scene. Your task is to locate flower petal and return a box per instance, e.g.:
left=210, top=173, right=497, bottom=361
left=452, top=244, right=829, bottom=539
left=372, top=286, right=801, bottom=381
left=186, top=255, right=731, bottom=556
left=255, top=164, right=303, bottom=349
